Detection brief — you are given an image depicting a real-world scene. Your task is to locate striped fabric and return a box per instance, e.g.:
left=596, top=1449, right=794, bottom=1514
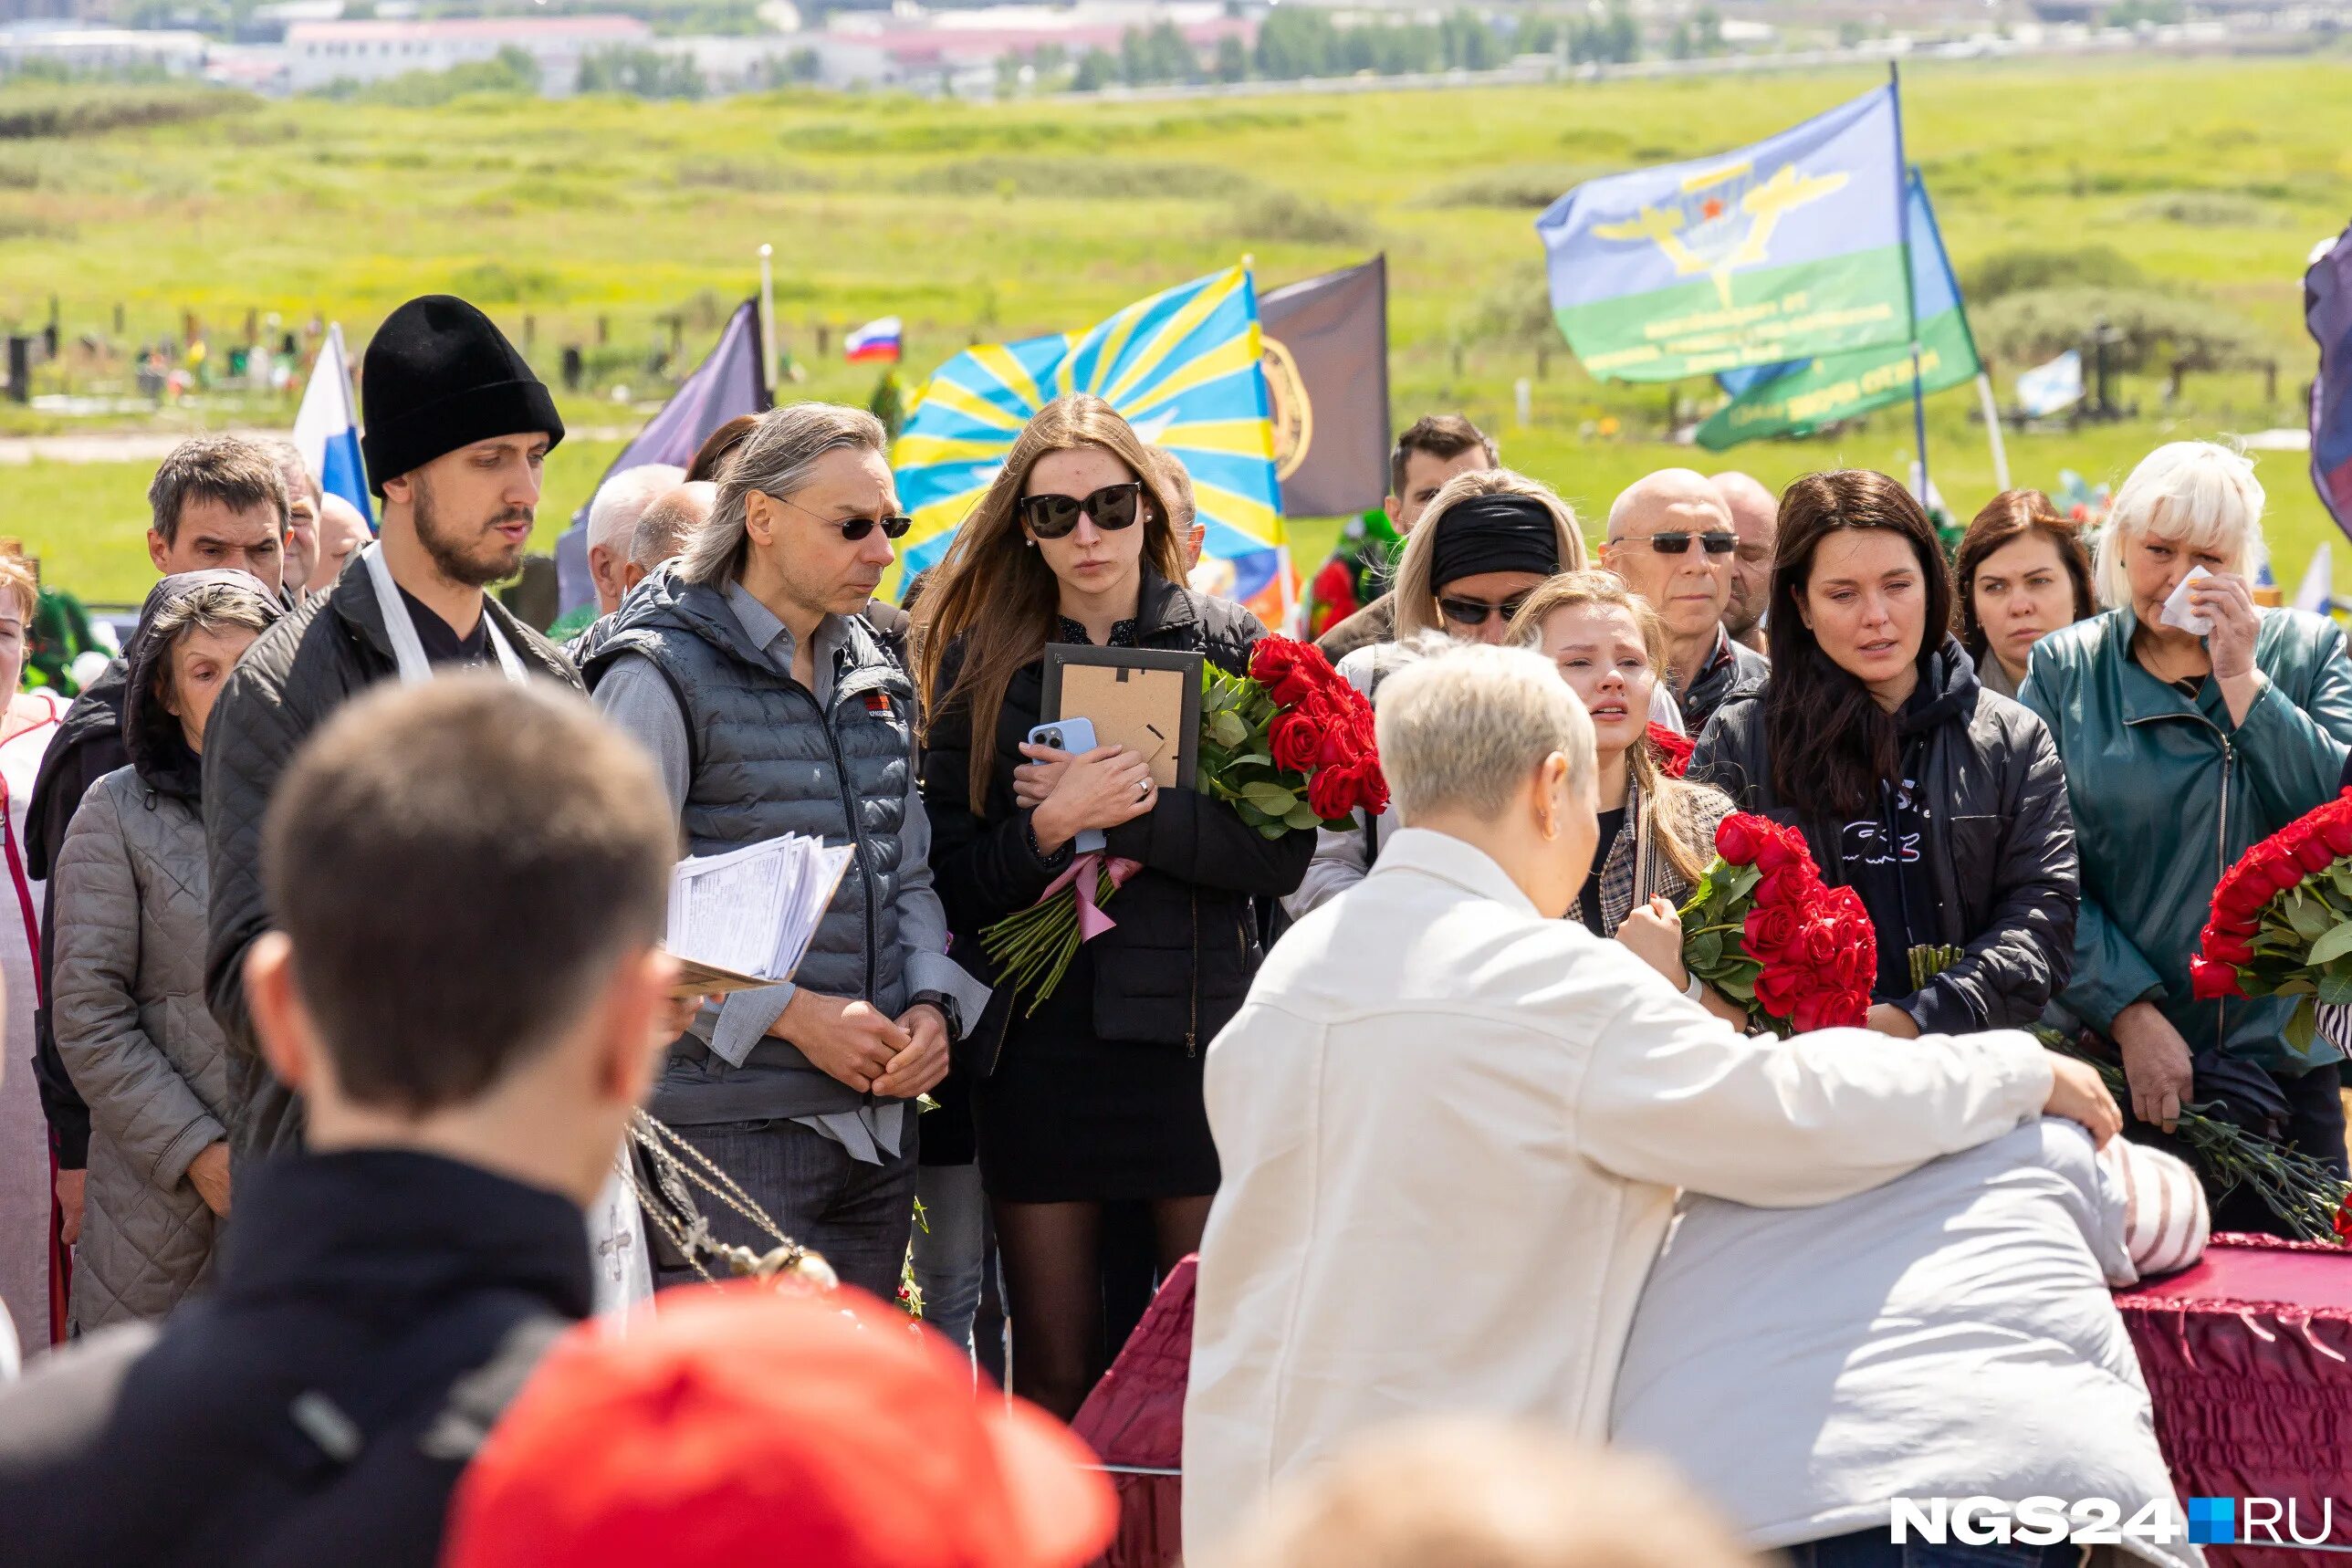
left=2098, top=1138, right=2210, bottom=1281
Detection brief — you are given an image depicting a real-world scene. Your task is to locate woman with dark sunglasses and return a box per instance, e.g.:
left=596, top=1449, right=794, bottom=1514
left=1285, top=469, right=1585, bottom=917
left=1690, top=469, right=2077, bottom=1037
left=912, top=393, right=1314, bottom=1420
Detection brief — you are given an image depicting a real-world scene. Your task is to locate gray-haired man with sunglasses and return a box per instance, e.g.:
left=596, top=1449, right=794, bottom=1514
left=583, top=402, right=987, bottom=1301
left=1600, top=468, right=1770, bottom=737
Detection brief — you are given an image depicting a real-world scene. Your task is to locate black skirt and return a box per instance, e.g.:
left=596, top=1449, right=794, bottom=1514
left=971, top=938, right=1219, bottom=1205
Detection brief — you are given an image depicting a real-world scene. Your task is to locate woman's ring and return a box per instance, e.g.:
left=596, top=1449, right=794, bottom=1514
left=1136, top=778, right=1151, bottom=798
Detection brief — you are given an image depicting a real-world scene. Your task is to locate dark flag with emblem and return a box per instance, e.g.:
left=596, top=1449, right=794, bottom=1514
left=2308, top=220, right=2352, bottom=543
left=1260, top=256, right=1390, bottom=519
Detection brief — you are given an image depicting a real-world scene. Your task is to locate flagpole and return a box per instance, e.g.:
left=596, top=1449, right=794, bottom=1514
left=758, top=243, right=778, bottom=400
left=1888, top=63, right=1930, bottom=505
left=1974, top=371, right=2011, bottom=490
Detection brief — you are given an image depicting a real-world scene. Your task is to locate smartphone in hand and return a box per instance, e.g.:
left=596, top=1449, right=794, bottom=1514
left=1027, top=717, right=1106, bottom=854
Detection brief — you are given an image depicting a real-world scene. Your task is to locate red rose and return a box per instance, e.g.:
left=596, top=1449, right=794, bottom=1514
left=1797, top=919, right=1838, bottom=969
left=2291, top=831, right=2336, bottom=873
left=1754, top=831, right=1805, bottom=873
left=1347, top=759, right=1391, bottom=817
left=1790, top=991, right=1842, bottom=1034
left=2216, top=872, right=2274, bottom=920
left=2251, top=842, right=2305, bottom=893
left=1821, top=884, right=1868, bottom=925
left=2322, top=805, right=2352, bottom=857
left=1757, top=862, right=1824, bottom=909
left=1832, top=941, right=1873, bottom=991
left=2334, top=1194, right=2352, bottom=1245
left=2203, top=931, right=2253, bottom=965
left=1715, top=814, right=1766, bottom=866
left=1743, top=904, right=1802, bottom=962
left=1268, top=711, right=1320, bottom=773
left=1835, top=988, right=1873, bottom=1027
left=1250, top=638, right=1327, bottom=707
left=1648, top=724, right=1696, bottom=779
left=2189, top=956, right=2247, bottom=1000
left=1753, top=964, right=1803, bottom=1019
left=1306, top=765, right=1357, bottom=821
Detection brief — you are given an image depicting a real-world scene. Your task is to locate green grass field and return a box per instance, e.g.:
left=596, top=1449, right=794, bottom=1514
left=1, top=54, right=2347, bottom=605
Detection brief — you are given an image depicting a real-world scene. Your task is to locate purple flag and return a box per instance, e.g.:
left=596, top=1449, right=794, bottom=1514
left=2308, top=222, right=2352, bottom=542
left=557, top=298, right=768, bottom=617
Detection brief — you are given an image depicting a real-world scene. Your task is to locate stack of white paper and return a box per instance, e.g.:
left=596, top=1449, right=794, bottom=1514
left=666, top=832, right=856, bottom=984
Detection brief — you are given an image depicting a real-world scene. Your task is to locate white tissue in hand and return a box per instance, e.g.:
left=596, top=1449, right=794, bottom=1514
left=2160, top=564, right=2214, bottom=636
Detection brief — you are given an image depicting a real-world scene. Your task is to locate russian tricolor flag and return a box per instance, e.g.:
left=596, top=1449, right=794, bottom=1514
left=293, top=323, right=373, bottom=528
left=845, top=316, right=902, bottom=365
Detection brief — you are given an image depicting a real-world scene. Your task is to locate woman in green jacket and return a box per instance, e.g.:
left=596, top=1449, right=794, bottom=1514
left=2022, top=441, right=2352, bottom=1231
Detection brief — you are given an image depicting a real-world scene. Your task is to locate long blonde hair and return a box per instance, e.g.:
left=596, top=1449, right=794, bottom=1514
left=1508, top=570, right=1715, bottom=888
left=1391, top=469, right=1587, bottom=638
left=911, top=393, right=1186, bottom=813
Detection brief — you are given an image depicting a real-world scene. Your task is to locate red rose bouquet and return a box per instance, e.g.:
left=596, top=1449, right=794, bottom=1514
left=2188, top=786, right=2352, bottom=1056
left=981, top=637, right=1385, bottom=1015
left=1677, top=812, right=1876, bottom=1036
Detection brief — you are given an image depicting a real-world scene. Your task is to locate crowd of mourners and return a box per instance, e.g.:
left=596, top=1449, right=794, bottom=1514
left=0, top=290, right=2332, bottom=1568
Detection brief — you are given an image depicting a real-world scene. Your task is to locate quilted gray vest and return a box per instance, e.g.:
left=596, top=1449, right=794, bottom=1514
left=590, top=570, right=914, bottom=1113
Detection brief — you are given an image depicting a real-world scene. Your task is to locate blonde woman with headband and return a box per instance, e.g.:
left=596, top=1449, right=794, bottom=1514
left=1510, top=572, right=1743, bottom=1025
left=1283, top=469, right=1584, bottom=918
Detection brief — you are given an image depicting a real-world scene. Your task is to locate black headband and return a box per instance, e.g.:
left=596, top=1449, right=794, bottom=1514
left=1429, top=493, right=1563, bottom=588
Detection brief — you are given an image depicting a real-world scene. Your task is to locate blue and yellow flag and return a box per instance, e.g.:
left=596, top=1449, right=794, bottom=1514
left=1536, top=85, right=1910, bottom=383
left=888, top=264, right=1284, bottom=606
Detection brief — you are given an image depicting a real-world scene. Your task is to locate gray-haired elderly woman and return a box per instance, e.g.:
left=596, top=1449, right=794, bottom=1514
left=2022, top=441, right=2352, bottom=1231
left=53, top=571, right=279, bottom=1328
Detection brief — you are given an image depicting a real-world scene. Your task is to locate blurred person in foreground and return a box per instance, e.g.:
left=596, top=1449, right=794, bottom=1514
left=26, top=435, right=290, bottom=1270
left=1182, top=639, right=2120, bottom=1554
left=0, top=674, right=678, bottom=1567
left=52, top=574, right=280, bottom=1332
left=1614, top=1122, right=2209, bottom=1568
left=1218, top=1418, right=1760, bottom=1568
left=2022, top=440, right=2352, bottom=1229
left=1312, top=414, right=1498, bottom=662
left=441, top=1281, right=1116, bottom=1568
left=1710, top=470, right=1778, bottom=653
left=205, top=294, right=576, bottom=1171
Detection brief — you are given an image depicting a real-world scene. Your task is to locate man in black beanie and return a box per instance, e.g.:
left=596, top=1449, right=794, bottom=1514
left=204, top=294, right=580, bottom=1170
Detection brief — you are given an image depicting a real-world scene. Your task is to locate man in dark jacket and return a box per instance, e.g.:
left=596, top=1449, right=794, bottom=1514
left=585, top=402, right=986, bottom=1301
left=204, top=296, right=576, bottom=1170
left=26, top=436, right=291, bottom=1249
left=1601, top=468, right=1769, bottom=735
left=0, top=674, right=680, bottom=1568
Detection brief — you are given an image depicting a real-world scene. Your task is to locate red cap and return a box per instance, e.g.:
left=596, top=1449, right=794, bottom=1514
left=444, top=1282, right=1118, bottom=1568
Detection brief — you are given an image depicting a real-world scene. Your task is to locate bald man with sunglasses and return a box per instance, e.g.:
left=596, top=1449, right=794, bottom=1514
left=1600, top=469, right=1770, bottom=737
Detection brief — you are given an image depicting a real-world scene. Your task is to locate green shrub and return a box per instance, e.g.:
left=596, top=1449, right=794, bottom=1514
left=1961, top=245, right=2145, bottom=304
left=1219, top=190, right=1375, bottom=247
left=900, top=156, right=1257, bottom=202
left=0, top=82, right=245, bottom=139
left=1420, top=164, right=1587, bottom=209
left=1975, top=287, right=2263, bottom=373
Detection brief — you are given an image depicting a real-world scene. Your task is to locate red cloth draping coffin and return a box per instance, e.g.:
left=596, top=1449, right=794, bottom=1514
left=1071, top=1257, right=1196, bottom=1568
left=2114, top=1234, right=2352, bottom=1566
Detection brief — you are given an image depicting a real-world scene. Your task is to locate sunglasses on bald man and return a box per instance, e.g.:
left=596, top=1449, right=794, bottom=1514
left=1616, top=530, right=1737, bottom=556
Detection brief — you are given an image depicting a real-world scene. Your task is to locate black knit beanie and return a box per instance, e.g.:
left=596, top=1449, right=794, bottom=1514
left=359, top=295, right=564, bottom=496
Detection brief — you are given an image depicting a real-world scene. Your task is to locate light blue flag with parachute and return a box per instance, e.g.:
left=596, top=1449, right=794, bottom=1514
left=1536, top=84, right=1910, bottom=383
left=888, top=264, right=1284, bottom=609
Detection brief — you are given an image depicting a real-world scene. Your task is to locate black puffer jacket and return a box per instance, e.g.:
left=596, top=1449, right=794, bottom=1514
left=202, top=563, right=577, bottom=1167
left=1690, top=636, right=2077, bottom=1034
left=922, top=570, right=1313, bottom=1057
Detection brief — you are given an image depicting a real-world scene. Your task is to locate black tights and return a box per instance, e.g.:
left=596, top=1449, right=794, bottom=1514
left=991, top=1194, right=1214, bottom=1421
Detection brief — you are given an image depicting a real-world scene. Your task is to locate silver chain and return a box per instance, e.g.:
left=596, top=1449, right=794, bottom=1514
left=622, top=1110, right=839, bottom=1291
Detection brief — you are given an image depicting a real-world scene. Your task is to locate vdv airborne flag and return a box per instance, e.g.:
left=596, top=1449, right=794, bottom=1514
left=889, top=264, right=1283, bottom=608
left=1536, top=85, right=1909, bottom=383
left=1696, top=169, right=1981, bottom=450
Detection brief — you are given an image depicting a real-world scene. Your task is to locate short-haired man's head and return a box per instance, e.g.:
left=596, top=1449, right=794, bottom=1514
left=149, top=435, right=291, bottom=545
left=587, top=465, right=686, bottom=558
left=1389, top=414, right=1497, bottom=498
left=1224, top=1418, right=1761, bottom=1568
left=261, top=676, right=674, bottom=1114
left=1375, top=639, right=1594, bottom=824
left=631, top=482, right=716, bottom=575
left=685, top=404, right=889, bottom=589
left=685, top=413, right=762, bottom=485
left=259, top=439, right=324, bottom=510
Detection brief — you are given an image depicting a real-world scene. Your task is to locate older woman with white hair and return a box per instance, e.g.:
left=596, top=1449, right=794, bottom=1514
left=1186, top=639, right=2121, bottom=1557
left=2022, top=440, right=2352, bottom=1227
left=1283, top=469, right=1585, bottom=915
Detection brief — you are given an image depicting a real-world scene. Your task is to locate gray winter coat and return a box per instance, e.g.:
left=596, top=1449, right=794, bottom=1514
left=53, top=572, right=280, bottom=1329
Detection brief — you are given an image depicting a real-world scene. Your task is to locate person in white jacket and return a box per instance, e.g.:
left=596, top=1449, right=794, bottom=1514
left=1183, top=641, right=2122, bottom=1562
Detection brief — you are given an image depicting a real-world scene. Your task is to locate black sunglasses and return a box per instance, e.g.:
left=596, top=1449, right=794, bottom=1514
left=768, top=490, right=912, bottom=541
left=1437, top=591, right=1534, bottom=627
left=1619, top=530, right=1737, bottom=556
left=1020, top=482, right=1145, bottom=540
